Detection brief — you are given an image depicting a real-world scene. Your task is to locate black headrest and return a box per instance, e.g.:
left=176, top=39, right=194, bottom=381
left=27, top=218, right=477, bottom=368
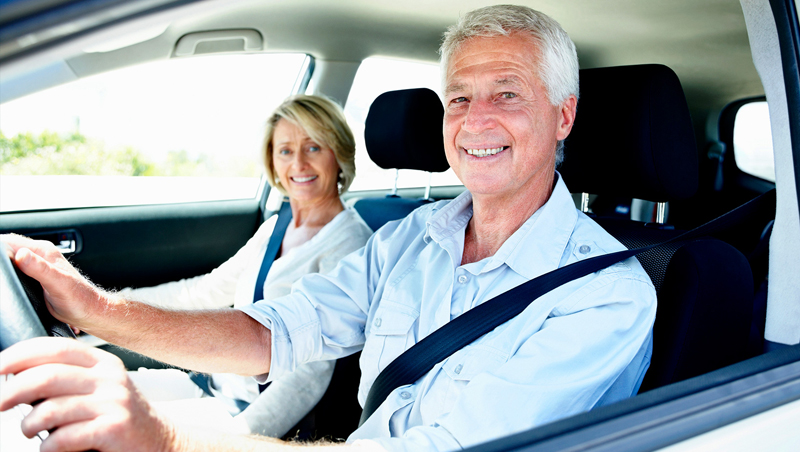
left=364, top=88, right=450, bottom=172
left=560, top=64, right=698, bottom=202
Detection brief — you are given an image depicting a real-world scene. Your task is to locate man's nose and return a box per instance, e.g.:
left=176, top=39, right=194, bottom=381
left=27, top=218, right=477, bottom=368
left=462, top=99, right=497, bottom=134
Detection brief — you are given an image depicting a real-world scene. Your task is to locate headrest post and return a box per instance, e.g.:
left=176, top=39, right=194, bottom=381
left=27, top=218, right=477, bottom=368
left=656, top=202, right=668, bottom=224
left=580, top=193, right=590, bottom=213
left=423, top=173, right=432, bottom=201
left=390, top=168, right=399, bottom=196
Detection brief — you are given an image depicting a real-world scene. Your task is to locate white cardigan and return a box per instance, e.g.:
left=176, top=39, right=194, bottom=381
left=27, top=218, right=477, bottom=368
left=122, top=207, right=373, bottom=436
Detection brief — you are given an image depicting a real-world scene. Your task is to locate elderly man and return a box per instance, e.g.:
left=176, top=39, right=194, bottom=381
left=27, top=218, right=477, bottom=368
left=0, top=5, right=655, bottom=452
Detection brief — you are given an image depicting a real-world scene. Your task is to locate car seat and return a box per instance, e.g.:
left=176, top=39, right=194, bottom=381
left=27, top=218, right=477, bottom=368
left=364, top=66, right=756, bottom=394
left=559, top=64, right=755, bottom=392
left=352, top=88, right=451, bottom=231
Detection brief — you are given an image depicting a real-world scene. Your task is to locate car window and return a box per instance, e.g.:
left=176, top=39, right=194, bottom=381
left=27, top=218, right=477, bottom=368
left=733, top=101, right=775, bottom=182
left=344, top=57, right=461, bottom=192
left=0, top=53, right=309, bottom=212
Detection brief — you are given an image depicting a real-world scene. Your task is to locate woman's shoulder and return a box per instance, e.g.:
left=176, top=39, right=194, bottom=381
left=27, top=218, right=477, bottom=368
left=332, top=207, right=374, bottom=241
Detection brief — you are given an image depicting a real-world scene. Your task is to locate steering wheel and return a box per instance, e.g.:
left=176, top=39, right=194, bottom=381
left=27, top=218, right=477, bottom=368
left=0, top=243, right=76, bottom=351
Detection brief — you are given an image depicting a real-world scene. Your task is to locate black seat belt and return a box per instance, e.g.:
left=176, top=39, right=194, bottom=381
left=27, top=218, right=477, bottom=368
left=253, top=200, right=292, bottom=393
left=359, top=189, right=776, bottom=425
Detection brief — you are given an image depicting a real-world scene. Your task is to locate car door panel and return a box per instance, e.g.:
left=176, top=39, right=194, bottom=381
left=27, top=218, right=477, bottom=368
left=0, top=199, right=261, bottom=291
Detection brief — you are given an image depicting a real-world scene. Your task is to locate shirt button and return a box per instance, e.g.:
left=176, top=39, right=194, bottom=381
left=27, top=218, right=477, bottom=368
left=579, top=245, right=591, bottom=254
left=458, top=275, right=468, bottom=284
left=454, top=364, right=463, bottom=374
left=400, top=391, right=411, bottom=399
left=374, top=318, right=382, bottom=327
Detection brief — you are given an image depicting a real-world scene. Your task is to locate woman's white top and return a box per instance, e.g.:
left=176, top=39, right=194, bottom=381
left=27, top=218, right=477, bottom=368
left=122, top=207, right=372, bottom=435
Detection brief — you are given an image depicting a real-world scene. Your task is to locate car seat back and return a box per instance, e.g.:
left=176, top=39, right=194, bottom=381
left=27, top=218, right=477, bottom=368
left=561, top=64, right=755, bottom=391
left=353, top=88, right=450, bottom=231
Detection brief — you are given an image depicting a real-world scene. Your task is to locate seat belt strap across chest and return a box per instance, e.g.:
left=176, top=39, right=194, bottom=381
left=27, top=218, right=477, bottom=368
left=359, top=189, right=776, bottom=425
left=252, top=200, right=292, bottom=393
left=253, top=200, right=292, bottom=303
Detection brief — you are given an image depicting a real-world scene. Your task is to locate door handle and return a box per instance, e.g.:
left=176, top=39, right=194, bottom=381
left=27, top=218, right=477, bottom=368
left=28, top=229, right=81, bottom=255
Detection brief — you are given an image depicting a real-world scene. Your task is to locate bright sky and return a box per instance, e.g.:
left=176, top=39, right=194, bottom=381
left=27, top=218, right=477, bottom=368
left=0, top=53, right=462, bottom=211
left=733, top=101, right=775, bottom=181
left=0, top=53, right=307, bottom=161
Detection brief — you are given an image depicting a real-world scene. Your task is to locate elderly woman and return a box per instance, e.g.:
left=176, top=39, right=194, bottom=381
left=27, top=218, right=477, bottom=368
left=122, top=94, right=373, bottom=437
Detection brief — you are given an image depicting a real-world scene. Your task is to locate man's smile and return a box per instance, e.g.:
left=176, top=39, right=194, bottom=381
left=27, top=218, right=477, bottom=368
left=464, top=146, right=509, bottom=157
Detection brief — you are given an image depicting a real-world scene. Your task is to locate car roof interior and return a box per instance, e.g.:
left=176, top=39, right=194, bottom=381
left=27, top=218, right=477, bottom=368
left=1, top=0, right=762, bottom=117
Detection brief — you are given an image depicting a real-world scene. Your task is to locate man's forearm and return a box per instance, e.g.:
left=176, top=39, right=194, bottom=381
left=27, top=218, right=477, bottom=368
left=84, top=293, right=272, bottom=376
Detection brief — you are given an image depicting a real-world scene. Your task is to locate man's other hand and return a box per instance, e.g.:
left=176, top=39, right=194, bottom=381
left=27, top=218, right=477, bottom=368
left=0, top=337, right=177, bottom=452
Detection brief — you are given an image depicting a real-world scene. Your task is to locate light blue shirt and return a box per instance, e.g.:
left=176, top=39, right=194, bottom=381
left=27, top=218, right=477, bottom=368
left=240, top=174, right=656, bottom=451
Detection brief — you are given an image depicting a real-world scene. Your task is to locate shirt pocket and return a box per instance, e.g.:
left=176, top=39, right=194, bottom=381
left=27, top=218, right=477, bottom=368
left=360, top=301, right=420, bottom=392
left=436, top=345, right=508, bottom=411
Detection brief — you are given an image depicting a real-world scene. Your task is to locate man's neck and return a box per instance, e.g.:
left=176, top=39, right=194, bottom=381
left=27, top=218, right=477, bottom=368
left=461, top=175, right=556, bottom=265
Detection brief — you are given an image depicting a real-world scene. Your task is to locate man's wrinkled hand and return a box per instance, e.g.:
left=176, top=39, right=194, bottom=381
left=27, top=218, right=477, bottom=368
left=0, top=337, right=177, bottom=452
left=1, top=234, right=108, bottom=331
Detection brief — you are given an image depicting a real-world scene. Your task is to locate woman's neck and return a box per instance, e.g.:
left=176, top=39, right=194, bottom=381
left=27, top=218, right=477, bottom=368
left=288, top=194, right=344, bottom=229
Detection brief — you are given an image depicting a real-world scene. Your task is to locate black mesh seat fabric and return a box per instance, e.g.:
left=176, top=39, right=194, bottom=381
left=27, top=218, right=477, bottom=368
left=639, top=239, right=754, bottom=392
left=353, top=88, right=450, bottom=231
left=561, top=65, right=755, bottom=391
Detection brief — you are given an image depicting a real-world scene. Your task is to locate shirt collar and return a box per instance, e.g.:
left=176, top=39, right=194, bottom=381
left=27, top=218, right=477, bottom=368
left=424, top=172, right=578, bottom=280
left=502, top=173, right=577, bottom=279
left=424, top=190, right=473, bottom=244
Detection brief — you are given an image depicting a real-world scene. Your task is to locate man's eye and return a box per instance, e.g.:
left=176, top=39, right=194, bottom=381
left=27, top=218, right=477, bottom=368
left=501, top=92, right=517, bottom=99
left=451, top=97, right=468, bottom=104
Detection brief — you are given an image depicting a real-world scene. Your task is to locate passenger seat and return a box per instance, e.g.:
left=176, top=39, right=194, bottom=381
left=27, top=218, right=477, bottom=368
left=353, top=88, right=451, bottom=231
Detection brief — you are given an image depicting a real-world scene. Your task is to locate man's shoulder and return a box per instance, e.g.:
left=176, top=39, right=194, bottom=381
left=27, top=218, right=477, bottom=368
left=571, top=211, right=629, bottom=254
left=567, top=211, right=654, bottom=285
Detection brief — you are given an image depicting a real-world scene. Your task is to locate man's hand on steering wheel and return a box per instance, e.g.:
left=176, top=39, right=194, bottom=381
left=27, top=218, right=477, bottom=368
left=2, top=233, right=109, bottom=332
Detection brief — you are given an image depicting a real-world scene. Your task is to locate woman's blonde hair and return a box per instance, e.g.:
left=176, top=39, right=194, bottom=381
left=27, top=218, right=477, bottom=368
left=264, top=94, right=356, bottom=195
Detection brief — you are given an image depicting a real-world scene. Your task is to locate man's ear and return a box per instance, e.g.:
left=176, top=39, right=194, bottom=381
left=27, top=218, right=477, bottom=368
left=556, top=94, right=578, bottom=141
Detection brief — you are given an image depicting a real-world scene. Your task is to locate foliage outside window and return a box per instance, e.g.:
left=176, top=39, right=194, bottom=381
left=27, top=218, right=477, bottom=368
left=0, top=53, right=307, bottom=212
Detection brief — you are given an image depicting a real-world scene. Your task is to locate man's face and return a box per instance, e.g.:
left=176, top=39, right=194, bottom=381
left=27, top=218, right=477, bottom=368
left=443, top=33, right=576, bottom=202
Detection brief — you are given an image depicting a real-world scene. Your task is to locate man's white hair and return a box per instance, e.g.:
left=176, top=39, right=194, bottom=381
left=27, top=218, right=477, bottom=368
left=440, top=5, right=579, bottom=165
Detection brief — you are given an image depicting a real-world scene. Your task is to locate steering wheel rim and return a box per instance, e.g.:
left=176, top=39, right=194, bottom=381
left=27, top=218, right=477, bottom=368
left=0, top=243, right=76, bottom=351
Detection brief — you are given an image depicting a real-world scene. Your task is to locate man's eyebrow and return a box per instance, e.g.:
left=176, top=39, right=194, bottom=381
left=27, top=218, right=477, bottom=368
left=495, top=76, right=524, bottom=87
left=443, top=76, right=525, bottom=96
left=444, top=83, right=466, bottom=96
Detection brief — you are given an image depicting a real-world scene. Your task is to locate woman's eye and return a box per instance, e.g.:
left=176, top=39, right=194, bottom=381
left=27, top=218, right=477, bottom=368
left=308, top=146, right=320, bottom=152
left=279, top=149, right=291, bottom=155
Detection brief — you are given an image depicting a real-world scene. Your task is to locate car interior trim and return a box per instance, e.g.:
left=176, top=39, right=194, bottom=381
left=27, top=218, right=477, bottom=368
left=741, top=0, right=800, bottom=346
left=0, top=0, right=197, bottom=64
left=467, top=344, right=800, bottom=452
left=768, top=0, right=800, bottom=222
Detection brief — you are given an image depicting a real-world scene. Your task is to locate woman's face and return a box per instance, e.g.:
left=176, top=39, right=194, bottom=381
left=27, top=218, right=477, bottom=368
left=272, top=119, right=340, bottom=206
